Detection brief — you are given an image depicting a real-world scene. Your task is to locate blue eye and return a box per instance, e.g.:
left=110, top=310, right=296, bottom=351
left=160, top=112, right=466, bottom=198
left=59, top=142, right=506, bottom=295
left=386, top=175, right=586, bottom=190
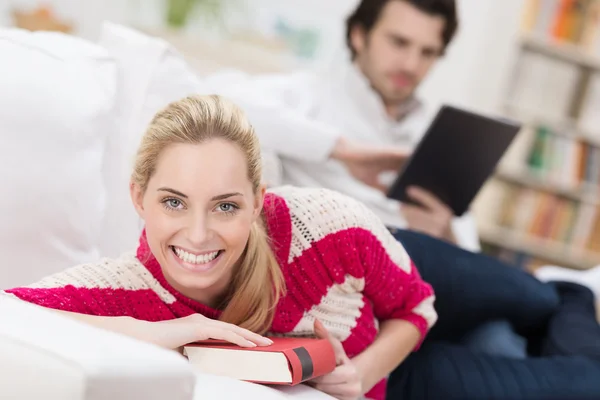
left=162, top=198, right=184, bottom=211
left=168, top=199, right=181, bottom=208
left=218, top=203, right=238, bottom=214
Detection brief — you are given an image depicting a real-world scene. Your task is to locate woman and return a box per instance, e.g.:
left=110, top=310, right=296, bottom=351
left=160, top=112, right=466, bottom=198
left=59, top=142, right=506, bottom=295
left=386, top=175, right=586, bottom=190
left=3, top=94, right=435, bottom=400
left=3, top=95, right=600, bottom=400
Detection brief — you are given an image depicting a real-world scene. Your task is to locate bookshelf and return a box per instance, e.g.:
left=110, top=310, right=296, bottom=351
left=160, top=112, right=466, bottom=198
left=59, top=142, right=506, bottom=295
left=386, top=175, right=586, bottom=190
left=476, top=0, right=600, bottom=271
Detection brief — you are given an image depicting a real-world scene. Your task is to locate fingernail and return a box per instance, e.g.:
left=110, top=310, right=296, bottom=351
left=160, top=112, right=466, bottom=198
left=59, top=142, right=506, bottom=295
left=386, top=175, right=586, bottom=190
left=247, top=341, right=257, bottom=347
left=259, top=337, right=273, bottom=345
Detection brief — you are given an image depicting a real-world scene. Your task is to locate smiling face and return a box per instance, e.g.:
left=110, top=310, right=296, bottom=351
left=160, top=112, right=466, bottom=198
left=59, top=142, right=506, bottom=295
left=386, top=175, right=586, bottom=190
left=351, top=0, right=445, bottom=110
left=131, top=139, right=265, bottom=307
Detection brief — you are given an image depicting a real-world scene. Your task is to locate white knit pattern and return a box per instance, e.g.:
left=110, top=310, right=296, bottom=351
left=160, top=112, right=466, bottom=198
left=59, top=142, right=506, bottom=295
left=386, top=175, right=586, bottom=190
left=291, top=275, right=367, bottom=342
left=411, top=296, right=438, bottom=329
left=26, top=253, right=177, bottom=304
left=269, top=186, right=413, bottom=273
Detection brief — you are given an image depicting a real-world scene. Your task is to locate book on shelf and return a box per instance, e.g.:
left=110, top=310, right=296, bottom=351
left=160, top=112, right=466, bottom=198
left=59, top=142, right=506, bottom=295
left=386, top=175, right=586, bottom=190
left=521, top=0, right=600, bottom=53
left=494, top=182, right=600, bottom=253
left=526, top=124, right=600, bottom=188
left=510, top=51, right=579, bottom=121
left=183, top=337, right=336, bottom=386
left=578, top=73, right=600, bottom=136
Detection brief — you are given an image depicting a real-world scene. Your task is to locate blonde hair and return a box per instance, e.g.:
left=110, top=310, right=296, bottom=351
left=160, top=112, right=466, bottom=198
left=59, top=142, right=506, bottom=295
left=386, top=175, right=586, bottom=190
left=132, top=94, right=285, bottom=334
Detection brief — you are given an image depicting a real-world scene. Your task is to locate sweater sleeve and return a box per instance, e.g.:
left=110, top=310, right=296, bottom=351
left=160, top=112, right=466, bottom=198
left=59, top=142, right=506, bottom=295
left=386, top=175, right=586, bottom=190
left=342, top=195, right=438, bottom=348
left=1, top=254, right=172, bottom=320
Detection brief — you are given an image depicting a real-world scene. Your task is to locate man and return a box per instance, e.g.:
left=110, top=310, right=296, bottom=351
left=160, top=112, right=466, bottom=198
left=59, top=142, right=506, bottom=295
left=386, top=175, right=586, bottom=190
left=211, top=0, right=480, bottom=250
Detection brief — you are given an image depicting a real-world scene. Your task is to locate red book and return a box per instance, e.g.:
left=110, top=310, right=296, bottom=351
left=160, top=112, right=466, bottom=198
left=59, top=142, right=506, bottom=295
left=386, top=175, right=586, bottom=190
left=182, top=337, right=336, bottom=385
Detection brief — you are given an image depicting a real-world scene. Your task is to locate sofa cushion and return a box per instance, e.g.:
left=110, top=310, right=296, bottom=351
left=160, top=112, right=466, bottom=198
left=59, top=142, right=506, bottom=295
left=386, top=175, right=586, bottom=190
left=0, top=28, right=117, bottom=289
left=0, top=293, right=196, bottom=400
left=96, top=22, right=210, bottom=258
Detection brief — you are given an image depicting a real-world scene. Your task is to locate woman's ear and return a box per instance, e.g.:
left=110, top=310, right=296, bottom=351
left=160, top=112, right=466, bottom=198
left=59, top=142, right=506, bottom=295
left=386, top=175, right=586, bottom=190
left=253, top=184, right=267, bottom=221
left=130, top=181, right=145, bottom=218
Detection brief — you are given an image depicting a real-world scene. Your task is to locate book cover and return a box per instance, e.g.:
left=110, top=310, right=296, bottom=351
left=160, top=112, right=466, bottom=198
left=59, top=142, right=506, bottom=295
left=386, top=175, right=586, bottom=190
left=183, top=337, right=337, bottom=386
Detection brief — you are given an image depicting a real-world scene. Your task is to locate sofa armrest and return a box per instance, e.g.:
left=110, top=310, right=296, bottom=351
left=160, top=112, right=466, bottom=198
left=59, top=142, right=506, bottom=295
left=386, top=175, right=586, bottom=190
left=0, top=294, right=196, bottom=400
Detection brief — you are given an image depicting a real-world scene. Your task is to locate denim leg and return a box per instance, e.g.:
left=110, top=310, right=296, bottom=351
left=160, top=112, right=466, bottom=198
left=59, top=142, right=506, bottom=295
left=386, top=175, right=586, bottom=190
left=541, top=281, right=600, bottom=359
left=460, top=319, right=527, bottom=359
left=389, top=229, right=560, bottom=341
left=387, top=341, right=600, bottom=400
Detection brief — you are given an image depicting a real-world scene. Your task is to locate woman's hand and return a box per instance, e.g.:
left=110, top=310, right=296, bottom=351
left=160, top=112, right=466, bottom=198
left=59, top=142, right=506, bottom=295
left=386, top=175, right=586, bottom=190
left=133, top=313, right=273, bottom=350
left=308, top=320, right=363, bottom=400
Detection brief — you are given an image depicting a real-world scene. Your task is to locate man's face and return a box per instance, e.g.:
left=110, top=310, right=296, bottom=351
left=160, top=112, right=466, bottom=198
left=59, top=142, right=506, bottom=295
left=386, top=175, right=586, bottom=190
left=351, top=0, right=446, bottom=107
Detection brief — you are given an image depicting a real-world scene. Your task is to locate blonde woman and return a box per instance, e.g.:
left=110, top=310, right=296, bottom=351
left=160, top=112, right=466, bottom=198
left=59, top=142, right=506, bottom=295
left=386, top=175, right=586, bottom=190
left=3, top=95, right=435, bottom=400
left=5, top=95, right=600, bottom=400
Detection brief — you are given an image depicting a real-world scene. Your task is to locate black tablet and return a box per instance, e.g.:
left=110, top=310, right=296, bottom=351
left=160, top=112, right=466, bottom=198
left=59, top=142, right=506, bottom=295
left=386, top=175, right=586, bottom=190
left=386, top=105, right=521, bottom=216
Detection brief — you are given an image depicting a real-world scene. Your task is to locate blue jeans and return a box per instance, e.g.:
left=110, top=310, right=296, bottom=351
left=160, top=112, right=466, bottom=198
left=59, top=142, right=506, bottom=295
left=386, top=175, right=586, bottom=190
left=461, top=319, right=527, bottom=359
left=386, top=229, right=600, bottom=400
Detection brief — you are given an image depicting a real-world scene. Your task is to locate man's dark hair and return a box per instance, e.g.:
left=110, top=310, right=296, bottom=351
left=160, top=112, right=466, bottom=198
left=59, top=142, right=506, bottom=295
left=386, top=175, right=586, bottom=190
left=345, top=0, right=458, bottom=59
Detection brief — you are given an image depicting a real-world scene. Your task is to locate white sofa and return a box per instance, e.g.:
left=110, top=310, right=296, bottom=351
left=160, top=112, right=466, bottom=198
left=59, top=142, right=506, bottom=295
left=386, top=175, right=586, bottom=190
left=0, top=24, right=328, bottom=400
left=0, top=294, right=333, bottom=400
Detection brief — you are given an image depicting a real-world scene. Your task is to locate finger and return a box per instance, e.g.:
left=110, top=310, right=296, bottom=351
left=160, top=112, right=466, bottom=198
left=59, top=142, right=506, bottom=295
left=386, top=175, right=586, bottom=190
left=314, top=319, right=330, bottom=340
left=372, top=146, right=411, bottom=161
left=310, top=365, right=354, bottom=385
left=314, top=382, right=362, bottom=400
left=406, top=186, right=446, bottom=211
left=210, top=320, right=273, bottom=346
left=401, top=204, right=431, bottom=221
left=314, top=320, right=348, bottom=364
left=202, top=326, right=257, bottom=348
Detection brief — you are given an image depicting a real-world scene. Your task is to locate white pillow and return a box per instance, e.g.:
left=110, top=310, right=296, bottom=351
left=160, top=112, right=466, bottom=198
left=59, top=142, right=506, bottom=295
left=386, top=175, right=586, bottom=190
left=97, top=22, right=209, bottom=258
left=0, top=29, right=117, bottom=289
left=0, top=294, right=196, bottom=400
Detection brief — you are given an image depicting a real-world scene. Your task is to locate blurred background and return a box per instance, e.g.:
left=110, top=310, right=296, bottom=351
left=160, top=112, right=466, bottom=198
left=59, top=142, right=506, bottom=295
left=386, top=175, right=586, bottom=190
left=2, top=0, right=599, bottom=272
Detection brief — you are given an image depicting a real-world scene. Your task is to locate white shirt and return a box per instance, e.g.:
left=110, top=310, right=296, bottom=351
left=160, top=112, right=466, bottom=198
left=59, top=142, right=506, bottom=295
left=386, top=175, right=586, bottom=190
left=205, top=63, right=481, bottom=251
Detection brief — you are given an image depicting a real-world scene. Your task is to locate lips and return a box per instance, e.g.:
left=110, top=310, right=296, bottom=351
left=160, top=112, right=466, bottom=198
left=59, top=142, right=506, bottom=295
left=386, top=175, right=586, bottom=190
left=390, top=74, right=413, bottom=88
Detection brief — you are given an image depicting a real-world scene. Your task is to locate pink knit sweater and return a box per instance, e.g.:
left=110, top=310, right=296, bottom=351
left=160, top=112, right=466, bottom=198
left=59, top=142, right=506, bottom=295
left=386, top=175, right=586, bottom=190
left=4, top=186, right=436, bottom=399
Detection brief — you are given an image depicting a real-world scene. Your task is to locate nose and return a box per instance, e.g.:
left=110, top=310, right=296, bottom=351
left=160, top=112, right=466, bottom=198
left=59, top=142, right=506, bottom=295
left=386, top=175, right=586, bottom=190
left=186, top=215, right=213, bottom=246
left=402, top=48, right=421, bottom=75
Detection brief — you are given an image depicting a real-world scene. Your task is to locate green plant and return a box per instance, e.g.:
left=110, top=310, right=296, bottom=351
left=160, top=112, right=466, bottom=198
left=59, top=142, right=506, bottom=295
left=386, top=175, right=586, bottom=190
left=165, top=0, right=225, bottom=29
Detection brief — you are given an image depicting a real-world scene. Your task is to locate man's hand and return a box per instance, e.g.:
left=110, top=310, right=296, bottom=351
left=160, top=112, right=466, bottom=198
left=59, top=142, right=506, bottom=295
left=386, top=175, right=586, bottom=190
left=401, top=186, right=455, bottom=243
left=330, top=137, right=410, bottom=192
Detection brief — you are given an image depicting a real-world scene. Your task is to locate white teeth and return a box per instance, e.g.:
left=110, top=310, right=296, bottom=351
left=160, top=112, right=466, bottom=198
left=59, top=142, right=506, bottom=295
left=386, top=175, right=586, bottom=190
left=174, top=247, right=219, bottom=265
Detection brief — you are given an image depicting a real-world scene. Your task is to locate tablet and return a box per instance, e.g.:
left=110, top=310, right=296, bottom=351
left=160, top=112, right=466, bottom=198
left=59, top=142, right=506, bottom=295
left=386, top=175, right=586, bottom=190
left=387, top=105, right=521, bottom=216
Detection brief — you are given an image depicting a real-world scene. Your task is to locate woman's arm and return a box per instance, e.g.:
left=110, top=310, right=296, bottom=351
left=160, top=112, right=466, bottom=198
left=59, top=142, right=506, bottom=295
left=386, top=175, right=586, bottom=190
left=37, top=306, right=272, bottom=349
left=352, top=319, right=421, bottom=393
left=51, top=309, right=154, bottom=342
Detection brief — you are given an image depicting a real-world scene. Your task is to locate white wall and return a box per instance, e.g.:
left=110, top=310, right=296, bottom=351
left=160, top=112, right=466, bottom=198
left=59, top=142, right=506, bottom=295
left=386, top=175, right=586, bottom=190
left=417, top=0, right=525, bottom=114
left=2, top=0, right=525, bottom=115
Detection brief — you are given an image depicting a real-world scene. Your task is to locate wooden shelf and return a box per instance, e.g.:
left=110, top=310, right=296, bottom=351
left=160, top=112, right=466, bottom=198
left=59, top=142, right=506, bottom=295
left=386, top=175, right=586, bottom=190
left=520, top=34, right=600, bottom=71
left=504, top=102, right=600, bottom=148
left=495, top=167, right=600, bottom=205
left=478, top=224, right=600, bottom=270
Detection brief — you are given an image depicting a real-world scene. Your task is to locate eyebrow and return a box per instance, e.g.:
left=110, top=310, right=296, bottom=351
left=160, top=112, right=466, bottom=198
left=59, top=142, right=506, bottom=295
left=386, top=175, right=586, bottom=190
left=388, top=32, right=410, bottom=44
left=388, top=32, right=441, bottom=53
left=158, top=187, right=188, bottom=198
left=157, top=187, right=243, bottom=201
left=210, top=192, right=244, bottom=201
